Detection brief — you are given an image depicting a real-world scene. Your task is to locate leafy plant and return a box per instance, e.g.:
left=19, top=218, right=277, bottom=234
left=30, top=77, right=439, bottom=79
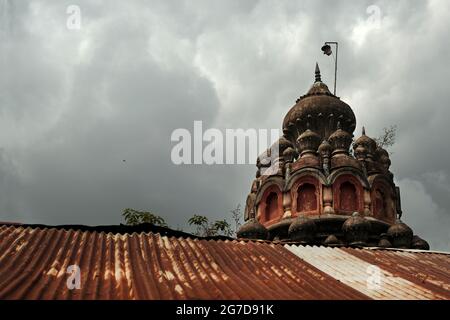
left=188, top=214, right=232, bottom=237
left=122, top=208, right=168, bottom=227
left=212, top=220, right=232, bottom=237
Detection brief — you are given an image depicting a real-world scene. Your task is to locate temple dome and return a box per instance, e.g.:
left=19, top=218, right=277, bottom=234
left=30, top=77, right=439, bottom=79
left=318, top=139, right=332, bottom=154
left=323, top=234, right=341, bottom=246
left=342, top=212, right=371, bottom=245
left=296, top=126, right=321, bottom=156
left=387, top=220, right=413, bottom=248
left=237, top=218, right=268, bottom=240
left=282, top=63, right=356, bottom=142
left=288, top=216, right=317, bottom=243
left=277, top=136, right=294, bottom=150
left=411, top=235, right=430, bottom=250
left=282, top=146, right=296, bottom=162
left=353, top=127, right=377, bottom=154
left=328, top=122, right=353, bottom=153
left=244, top=59, right=430, bottom=250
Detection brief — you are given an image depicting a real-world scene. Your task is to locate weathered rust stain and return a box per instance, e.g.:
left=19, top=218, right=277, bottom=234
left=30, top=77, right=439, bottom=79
left=286, top=245, right=450, bottom=300
left=340, top=247, right=450, bottom=299
left=0, top=225, right=368, bottom=300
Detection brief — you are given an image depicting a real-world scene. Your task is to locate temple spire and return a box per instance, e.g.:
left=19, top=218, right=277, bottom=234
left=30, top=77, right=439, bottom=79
left=315, top=62, right=321, bottom=83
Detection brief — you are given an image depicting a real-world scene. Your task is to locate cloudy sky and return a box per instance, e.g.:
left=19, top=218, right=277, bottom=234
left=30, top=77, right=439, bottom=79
left=1, top=0, right=449, bottom=250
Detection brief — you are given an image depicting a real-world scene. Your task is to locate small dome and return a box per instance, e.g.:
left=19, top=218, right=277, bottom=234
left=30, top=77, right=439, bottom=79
left=277, top=136, right=294, bottom=150
left=237, top=219, right=268, bottom=240
left=288, top=216, right=317, bottom=243
left=342, top=212, right=371, bottom=245
left=411, top=235, right=430, bottom=250
left=353, top=127, right=377, bottom=154
left=375, top=146, right=389, bottom=158
left=296, top=127, right=321, bottom=155
left=387, top=220, right=413, bottom=248
left=328, top=122, right=353, bottom=154
left=282, top=146, right=297, bottom=162
left=318, top=140, right=332, bottom=154
left=323, top=234, right=341, bottom=246
left=377, top=233, right=392, bottom=248
left=298, top=128, right=321, bottom=141
left=375, top=146, right=391, bottom=170
left=353, top=144, right=367, bottom=160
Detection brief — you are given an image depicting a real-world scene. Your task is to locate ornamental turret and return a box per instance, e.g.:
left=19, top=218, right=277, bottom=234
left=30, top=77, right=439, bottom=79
left=238, top=63, right=429, bottom=250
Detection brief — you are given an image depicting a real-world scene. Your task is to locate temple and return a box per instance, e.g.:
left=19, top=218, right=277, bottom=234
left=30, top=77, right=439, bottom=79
left=238, top=63, right=429, bottom=250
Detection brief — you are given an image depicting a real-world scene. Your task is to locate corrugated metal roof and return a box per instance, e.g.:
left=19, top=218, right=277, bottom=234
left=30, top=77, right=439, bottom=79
left=1, top=224, right=449, bottom=300
left=0, top=225, right=367, bottom=300
left=340, top=247, right=450, bottom=298
left=285, top=245, right=450, bottom=300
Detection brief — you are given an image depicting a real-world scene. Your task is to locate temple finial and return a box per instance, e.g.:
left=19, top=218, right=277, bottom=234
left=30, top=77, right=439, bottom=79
left=362, top=126, right=366, bottom=135
left=315, top=62, right=321, bottom=83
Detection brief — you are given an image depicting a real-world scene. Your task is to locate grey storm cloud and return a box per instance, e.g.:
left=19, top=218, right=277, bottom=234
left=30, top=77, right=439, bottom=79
left=0, top=0, right=449, bottom=250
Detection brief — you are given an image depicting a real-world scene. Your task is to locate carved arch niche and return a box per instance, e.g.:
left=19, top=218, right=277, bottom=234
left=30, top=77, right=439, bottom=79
left=333, top=174, right=364, bottom=215
left=257, top=184, right=283, bottom=224
left=291, top=176, right=321, bottom=217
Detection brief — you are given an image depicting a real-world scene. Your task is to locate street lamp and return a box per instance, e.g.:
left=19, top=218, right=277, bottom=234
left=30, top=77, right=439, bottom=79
left=321, top=42, right=338, bottom=95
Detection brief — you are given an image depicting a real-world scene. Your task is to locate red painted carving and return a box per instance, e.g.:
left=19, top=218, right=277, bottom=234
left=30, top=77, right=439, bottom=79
left=333, top=174, right=364, bottom=214
left=339, top=182, right=358, bottom=211
left=297, top=183, right=317, bottom=212
left=373, top=189, right=385, bottom=217
left=258, top=184, right=283, bottom=225
left=265, top=192, right=279, bottom=222
left=291, top=176, right=321, bottom=216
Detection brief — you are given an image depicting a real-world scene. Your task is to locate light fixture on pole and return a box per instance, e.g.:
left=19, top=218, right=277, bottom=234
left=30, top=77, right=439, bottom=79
left=321, top=41, right=338, bottom=95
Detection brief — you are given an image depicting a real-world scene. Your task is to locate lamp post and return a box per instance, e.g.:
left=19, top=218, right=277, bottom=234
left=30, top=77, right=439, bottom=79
left=321, top=42, right=338, bottom=95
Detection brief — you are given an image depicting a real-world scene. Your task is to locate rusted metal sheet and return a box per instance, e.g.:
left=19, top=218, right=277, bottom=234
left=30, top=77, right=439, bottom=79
left=0, top=225, right=367, bottom=300
left=340, top=247, right=450, bottom=299
left=285, top=245, right=450, bottom=300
